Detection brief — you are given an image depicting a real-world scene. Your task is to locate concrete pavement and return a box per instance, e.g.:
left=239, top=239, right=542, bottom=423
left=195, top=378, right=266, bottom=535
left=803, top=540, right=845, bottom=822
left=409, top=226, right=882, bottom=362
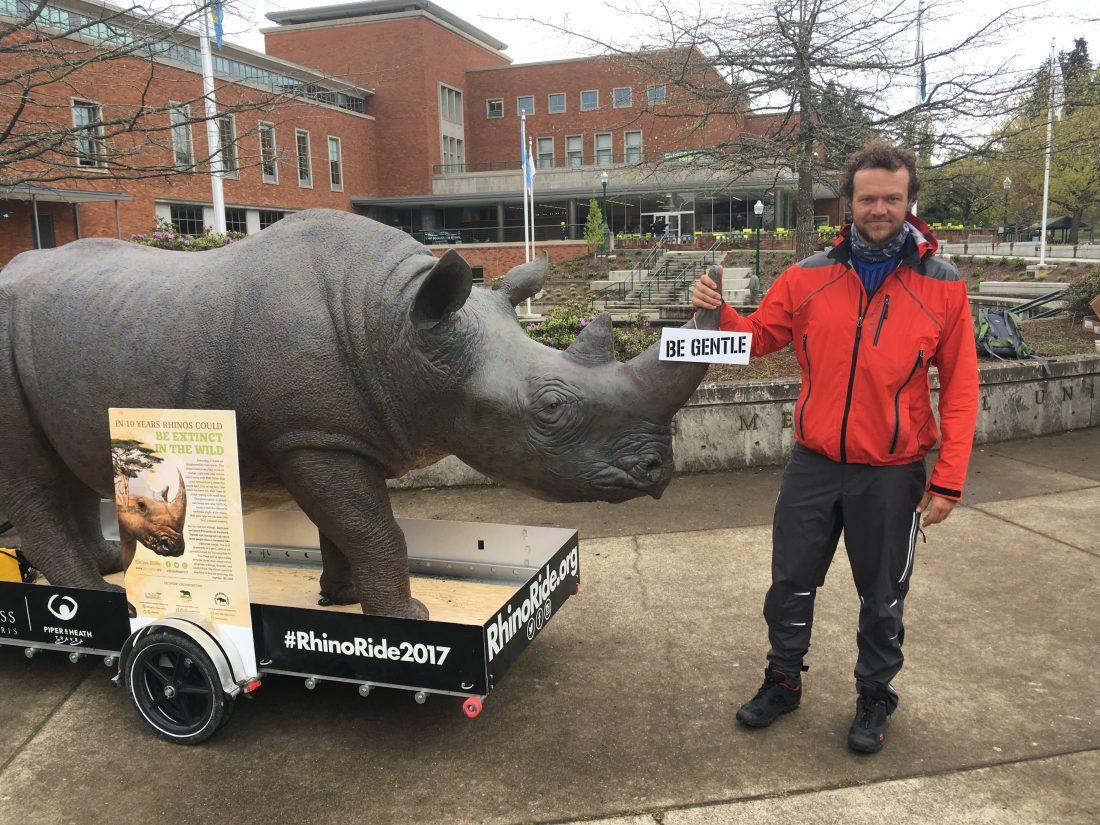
left=0, top=428, right=1097, bottom=824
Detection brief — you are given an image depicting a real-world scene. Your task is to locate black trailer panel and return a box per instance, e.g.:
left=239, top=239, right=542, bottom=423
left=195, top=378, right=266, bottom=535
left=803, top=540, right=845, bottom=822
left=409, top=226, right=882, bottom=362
left=0, top=580, right=129, bottom=653
left=254, top=604, right=488, bottom=694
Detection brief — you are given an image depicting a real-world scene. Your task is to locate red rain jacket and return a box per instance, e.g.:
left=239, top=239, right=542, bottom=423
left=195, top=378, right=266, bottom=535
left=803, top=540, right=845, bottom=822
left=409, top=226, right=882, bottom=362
left=718, top=215, right=979, bottom=501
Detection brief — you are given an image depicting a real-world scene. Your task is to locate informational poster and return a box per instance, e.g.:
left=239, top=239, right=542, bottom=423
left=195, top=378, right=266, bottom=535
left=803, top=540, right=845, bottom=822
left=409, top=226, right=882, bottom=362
left=108, top=408, right=256, bottom=677
left=658, top=328, right=753, bottom=365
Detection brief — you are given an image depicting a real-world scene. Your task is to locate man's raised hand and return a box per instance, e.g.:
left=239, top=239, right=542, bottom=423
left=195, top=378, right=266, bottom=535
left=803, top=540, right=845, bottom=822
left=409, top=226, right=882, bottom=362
left=691, top=266, right=724, bottom=310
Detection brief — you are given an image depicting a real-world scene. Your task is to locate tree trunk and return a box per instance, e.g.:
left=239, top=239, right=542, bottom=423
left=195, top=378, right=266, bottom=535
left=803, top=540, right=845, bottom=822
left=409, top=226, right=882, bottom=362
left=1069, top=211, right=1082, bottom=246
left=794, top=33, right=815, bottom=260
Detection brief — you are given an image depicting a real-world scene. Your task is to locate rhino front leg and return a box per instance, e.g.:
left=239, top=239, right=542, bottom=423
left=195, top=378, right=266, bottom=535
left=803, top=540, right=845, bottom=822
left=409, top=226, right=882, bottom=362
left=276, top=449, right=428, bottom=620
left=69, top=480, right=124, bottom=575
left=318, top=532, right=357, bottom=605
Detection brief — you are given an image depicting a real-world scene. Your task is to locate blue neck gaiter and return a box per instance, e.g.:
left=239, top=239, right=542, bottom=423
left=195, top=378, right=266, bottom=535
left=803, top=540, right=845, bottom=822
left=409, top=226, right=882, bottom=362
left=849, top=223, right=910, bottom=298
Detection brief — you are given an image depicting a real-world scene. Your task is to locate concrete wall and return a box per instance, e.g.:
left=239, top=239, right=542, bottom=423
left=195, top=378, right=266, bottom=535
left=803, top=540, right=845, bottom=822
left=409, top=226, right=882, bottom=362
left=388, top=353, right=1100, bottom=489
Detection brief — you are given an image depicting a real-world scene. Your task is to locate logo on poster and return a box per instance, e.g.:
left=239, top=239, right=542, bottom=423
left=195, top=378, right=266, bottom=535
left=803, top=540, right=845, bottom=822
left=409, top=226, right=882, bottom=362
left=47, top=594, right=78, bottom=621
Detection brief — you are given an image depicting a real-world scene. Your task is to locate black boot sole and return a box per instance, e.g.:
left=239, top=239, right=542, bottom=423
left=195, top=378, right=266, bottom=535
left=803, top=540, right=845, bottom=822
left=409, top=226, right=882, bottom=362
left=847, top=734, right=885, bottom=753
left=736, top=703, right=799, bottom=728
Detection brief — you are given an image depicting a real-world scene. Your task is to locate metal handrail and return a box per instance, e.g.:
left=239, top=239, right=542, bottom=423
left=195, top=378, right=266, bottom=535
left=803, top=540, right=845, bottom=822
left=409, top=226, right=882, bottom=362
left=592, top=239, right=666, bottom=304
left=1012, top=289, right=1069, bottom=319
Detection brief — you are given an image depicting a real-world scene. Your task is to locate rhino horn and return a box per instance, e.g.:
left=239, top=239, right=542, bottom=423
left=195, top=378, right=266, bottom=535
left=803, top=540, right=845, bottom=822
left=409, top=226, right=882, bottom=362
left=160, top=485, right=169, bottom=502
left=491, top=252, right=547, bottom=307
left=565, top=312, right=615, bottom=364
left=170, top=471, right=187, bottom=521
left=410, top=248, right=473, bottom=329
left=627, top=319, right=710, bottom=419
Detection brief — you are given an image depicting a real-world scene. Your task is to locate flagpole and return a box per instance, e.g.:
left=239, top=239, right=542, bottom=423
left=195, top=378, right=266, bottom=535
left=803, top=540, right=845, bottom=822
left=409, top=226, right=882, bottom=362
left=911, top=0, right=925, bottom=217
left=1039, top=37, right=1056, bottom=268
left=527, top=135, right=535, bottom=316
left=199, top=6, right=226, bottom=233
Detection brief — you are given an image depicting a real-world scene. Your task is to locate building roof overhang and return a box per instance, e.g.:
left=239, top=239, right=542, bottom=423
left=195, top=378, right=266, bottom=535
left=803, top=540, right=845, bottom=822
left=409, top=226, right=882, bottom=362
left=266, top=0, right=507, bottom=52
left=0, top=184, right=134, bottom=203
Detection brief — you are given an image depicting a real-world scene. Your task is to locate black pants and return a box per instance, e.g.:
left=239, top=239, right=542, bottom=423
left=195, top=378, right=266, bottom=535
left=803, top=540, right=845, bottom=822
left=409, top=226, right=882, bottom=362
left=765, top=444, right=926, bottom=705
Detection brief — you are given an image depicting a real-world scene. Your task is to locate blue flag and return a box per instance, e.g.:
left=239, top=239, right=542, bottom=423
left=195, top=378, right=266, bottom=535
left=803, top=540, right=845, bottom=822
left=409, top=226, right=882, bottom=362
left=211, top=0, right=224, bottom=48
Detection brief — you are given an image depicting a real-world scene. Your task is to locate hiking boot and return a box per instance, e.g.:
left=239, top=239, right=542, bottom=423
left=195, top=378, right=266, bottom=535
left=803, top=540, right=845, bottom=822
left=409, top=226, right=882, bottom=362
left=736, top=666, right=802, bottom=728
left=847, top=683, right=894, bottom=753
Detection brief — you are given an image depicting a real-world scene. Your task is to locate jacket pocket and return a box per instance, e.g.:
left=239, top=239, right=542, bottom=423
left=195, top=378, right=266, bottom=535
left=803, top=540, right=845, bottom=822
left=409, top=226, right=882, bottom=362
left=797, top=334, right=812, bottom=440
left=889, top=349, right=924, bottom=454
left=872, top=294, right=890, bottom=346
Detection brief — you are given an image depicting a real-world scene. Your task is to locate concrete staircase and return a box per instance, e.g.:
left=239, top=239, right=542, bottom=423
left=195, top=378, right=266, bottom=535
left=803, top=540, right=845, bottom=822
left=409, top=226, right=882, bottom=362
left=595, top=252, right=753, bottom=319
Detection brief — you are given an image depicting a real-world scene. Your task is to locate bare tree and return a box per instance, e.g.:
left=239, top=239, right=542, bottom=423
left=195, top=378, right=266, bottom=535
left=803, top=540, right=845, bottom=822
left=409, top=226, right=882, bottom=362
left=0, top=0, right=355, bottom=187
left=519, top=0, right=1045, bottom=257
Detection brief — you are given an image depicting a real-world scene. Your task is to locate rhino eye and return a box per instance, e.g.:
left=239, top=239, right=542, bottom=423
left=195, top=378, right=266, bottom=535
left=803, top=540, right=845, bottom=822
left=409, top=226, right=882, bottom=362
left=137, top=501, right=148, bottom=513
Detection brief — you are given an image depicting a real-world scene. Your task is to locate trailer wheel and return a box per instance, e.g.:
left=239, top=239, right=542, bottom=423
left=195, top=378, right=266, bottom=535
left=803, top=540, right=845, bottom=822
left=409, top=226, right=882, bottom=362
left=124, top=631, right=234, bottom=745
left=462, top=696, right=483, bottom=718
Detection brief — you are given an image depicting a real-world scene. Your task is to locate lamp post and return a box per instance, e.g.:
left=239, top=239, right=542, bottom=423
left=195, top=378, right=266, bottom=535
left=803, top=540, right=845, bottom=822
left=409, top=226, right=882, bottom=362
left=1002, top=176, right=1012, bottom=244
left=600, top=171, right=610, bottom=252
left=751, top=199, right=764, bottom=304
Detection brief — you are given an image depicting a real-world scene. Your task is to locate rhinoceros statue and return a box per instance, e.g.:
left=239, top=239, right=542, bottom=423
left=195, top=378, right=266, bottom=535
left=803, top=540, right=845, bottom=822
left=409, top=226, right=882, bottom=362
left=0, top=209, right=713, bottom=619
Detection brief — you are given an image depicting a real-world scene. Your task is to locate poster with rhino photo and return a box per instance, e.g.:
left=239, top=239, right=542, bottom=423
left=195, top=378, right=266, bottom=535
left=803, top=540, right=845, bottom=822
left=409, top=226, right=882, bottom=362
left=109, top=408, right=256, bottom=676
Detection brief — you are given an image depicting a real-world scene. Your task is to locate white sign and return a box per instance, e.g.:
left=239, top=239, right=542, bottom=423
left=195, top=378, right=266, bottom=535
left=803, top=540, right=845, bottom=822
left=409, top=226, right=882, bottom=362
left=658, top=328, right=753, bottom=365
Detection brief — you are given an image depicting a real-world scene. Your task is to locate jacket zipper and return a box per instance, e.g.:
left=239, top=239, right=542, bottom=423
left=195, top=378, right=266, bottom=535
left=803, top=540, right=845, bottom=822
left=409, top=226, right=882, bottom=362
left=838, top=281, right=864, bottom=464
left=889, top=350, right=925, bottom=454
left=872, top=295, right=890, bottom=346
left=798, top=334, right=811, bottom=440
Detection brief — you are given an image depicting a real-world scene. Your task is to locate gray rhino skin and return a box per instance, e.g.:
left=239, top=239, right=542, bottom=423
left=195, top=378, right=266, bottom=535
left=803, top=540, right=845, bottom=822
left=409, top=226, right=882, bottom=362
left=0, top=209, right=714, bottom=619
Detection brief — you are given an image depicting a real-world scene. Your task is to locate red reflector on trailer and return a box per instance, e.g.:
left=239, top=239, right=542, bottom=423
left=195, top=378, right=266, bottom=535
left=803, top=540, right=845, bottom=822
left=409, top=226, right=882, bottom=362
left=244, top=679, right=262, bottom=693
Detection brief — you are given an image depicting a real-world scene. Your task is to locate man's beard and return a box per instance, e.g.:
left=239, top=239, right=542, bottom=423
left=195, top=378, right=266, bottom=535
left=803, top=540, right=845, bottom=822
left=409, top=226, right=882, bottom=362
left=855, top=217, right=904, bottom=244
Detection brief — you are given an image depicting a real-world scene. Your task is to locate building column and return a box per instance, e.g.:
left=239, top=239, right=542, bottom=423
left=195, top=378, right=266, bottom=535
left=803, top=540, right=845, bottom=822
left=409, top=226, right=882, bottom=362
left=496, top=201, right=505, bottom=243
left=420, top=206, right=437, bottom=230
left=567, top=198, right=577, bottom=240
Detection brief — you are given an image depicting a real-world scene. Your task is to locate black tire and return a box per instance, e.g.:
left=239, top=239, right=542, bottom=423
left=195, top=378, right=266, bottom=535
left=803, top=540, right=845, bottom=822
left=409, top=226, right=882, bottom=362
left=124, top=630, right=234, bottom=745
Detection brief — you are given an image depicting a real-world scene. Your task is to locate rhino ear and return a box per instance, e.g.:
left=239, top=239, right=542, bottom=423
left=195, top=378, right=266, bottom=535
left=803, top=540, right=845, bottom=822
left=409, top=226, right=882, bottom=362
left=491, top=252, right=547, bottom=307
left=410, top=249, right=473, bottom=329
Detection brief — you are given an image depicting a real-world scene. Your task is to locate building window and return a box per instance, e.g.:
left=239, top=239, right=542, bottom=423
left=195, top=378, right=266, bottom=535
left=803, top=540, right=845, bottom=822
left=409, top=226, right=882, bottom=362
left=517, top=95, right=534, bottom=116
left=548, top=92, right=566, bottom=114
left=169, top=204, right=204, bottom=235
left=216, top=115, right=237, bottom=176
left=486, top=98, right=503, bottom=118
left=580, top=89, right=599, bottom=111
left=537, top=137, right=553, bottom=169
left=71, top=100, right=106, bottom=168
left=169, top=103, right=193, bottom=169
left=258, top=121, right=277, bottom=184
left=295, top=129, right=312, bottom=187
left=625, top=130, right=642, bottom=164
left=441, top=135, right=465, bottom=170
left=328, top=136, right=343, bottom=190
left=259, top=210, right=285, bottom=230
left=595, top=132, right=612, bottom=166
left=566, top=134, right=583, bottom=167
left=647, top=84, right=666, bottom=104
left=439, top=84, right=463, bottom=124
left=224, top=207, right=247, bottom=234
left=471, top=265, right=484, bottom=284
left=613, top=86, right=632, bottom=108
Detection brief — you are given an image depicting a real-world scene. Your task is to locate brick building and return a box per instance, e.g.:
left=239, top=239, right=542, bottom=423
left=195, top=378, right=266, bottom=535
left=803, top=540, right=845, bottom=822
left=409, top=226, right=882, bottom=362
left=0, top=0, right=841, bottom=268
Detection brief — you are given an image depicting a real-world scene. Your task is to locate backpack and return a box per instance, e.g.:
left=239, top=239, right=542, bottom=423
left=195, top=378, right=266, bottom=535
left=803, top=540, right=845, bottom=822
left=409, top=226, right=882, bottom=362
left=976, top=307, right=1051, bottom=377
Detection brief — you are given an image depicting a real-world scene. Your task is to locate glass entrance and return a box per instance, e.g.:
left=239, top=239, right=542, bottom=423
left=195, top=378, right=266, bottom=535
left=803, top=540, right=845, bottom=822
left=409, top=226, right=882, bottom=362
left=643, top=211, right=694, bottom=241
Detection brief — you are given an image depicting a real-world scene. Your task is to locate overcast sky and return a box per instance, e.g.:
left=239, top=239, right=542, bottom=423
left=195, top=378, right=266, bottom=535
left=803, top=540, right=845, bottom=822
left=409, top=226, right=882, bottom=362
left=220, top=0, right=1097, bottom=86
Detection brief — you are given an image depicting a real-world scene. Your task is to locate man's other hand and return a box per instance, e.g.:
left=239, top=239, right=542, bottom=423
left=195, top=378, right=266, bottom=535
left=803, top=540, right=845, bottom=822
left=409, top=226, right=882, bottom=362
left=917, top=493, right=956, bottom=527
left=690, top=266, right=724, bottom=310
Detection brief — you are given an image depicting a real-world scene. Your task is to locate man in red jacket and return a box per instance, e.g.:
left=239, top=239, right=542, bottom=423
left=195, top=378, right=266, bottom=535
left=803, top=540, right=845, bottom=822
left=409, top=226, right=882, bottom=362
left=691, top=140, right=978, bottom=753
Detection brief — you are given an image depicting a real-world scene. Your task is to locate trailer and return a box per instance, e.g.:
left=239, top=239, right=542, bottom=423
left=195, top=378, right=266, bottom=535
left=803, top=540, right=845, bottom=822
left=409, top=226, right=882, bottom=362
left=0, top=510, right=580, bottom=745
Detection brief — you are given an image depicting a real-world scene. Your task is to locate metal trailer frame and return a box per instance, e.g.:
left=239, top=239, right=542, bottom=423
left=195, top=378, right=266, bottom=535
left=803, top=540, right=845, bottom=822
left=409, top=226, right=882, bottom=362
left=0, top=515, right=580, bottom=744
